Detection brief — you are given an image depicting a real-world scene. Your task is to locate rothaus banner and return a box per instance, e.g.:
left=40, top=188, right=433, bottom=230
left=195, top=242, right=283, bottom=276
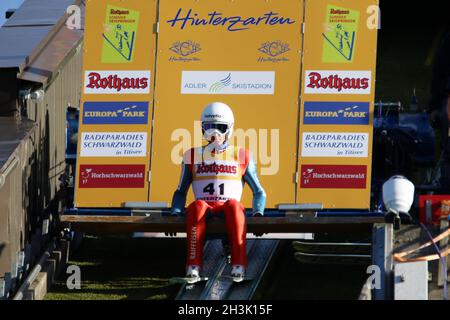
left=149, top=0, right=303, bottom=208
left=297, top=0, right=379, bottom=209
left=74, top=0, right=157, bottom=207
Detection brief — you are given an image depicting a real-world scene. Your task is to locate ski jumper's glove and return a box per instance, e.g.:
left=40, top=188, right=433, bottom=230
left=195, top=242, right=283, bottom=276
left=167, top=163, right=193, bottom=237
left=171, top=162, right=193, bottom=216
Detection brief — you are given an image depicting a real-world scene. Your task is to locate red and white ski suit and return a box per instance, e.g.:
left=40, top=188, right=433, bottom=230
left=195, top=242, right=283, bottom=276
left=171, top=145, right=266, bottom=268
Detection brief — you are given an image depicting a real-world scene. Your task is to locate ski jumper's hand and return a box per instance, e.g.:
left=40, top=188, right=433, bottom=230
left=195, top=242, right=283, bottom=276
left=251, top=211, right=265, bottom=237
left=168, top=160, right=193, bottom=237
left=170, top=161, right=192, bottom=215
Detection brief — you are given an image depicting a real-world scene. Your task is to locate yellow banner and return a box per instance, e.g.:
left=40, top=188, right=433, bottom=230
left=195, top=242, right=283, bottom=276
left=75, top=0, right=379, bottom=210
left=297, top=0, right=379, bottom=209
left=74, top=0, right=157, bottom=207
left=149, top=0, right=303, bottom=208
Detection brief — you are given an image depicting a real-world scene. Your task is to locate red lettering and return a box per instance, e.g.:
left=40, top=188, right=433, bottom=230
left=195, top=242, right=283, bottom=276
left=307, top=72, right=370, bottom=92
left=108, top=75, right=114, bottom=89
left=195, top=164, right=238, bottom=175
left=86, top=73, right=149, bottom=92
left=114, top=77, right=120, bottom=89
left=122, top=78, right=131, bottom=89
left=111, top=9, right=130, bottom=15
left=307, top=72, right=321, bottom=89
left=334, top=75, right=342, bottom=91
left=87, top=72, right=101, bottom=88
left=361, top=78, right=369, bottom=89
left=100, top=77, right=108, bottom=89
left=330, top=9, right=350, bottom=15
left=140, top=78, right=148, bottom=89
left=343, top=77, right=351, bottom=90
left=320, top=77, right=329, bottom=89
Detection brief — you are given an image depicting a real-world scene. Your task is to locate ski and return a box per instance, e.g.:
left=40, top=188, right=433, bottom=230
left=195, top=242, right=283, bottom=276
left=170, top=276, right=209, bottom=285
left=217, top=275, right=254, bottom=283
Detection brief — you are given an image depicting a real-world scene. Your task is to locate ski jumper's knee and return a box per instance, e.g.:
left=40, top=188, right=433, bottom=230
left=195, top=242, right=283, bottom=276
left=186, top=200, right=209, bottom=223
left=188, top=199, right=209, bottom=212
left=223, top=199, right=245, bottom=216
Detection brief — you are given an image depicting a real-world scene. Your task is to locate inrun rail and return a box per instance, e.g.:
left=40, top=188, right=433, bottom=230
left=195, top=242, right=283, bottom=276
left=175, top=239, right=279, bottom=300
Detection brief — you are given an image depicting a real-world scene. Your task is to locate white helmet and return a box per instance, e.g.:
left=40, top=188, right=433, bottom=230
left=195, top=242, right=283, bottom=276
left=201, top=102, right=234, bottom=142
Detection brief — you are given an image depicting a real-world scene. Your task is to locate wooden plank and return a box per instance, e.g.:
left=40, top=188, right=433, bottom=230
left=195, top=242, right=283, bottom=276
left=60, top=215, right=384, bottom=234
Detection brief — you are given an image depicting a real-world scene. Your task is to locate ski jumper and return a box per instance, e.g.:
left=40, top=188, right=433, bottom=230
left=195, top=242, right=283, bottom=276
left=171, top=144, right=266, bottom=267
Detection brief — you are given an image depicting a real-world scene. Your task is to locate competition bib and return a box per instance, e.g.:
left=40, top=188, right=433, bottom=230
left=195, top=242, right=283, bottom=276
left=190, top=146, right=247, bottom=202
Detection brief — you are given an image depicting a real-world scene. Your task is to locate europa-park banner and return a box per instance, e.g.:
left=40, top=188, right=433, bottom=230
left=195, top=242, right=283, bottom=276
left=75, top=0, right=378, bottom=210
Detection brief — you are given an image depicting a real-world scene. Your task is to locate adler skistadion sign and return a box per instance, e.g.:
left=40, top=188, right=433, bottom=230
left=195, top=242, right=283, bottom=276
left=181, top=71, right=275, bottom=94
left=166, top=8, right=296, bottom=32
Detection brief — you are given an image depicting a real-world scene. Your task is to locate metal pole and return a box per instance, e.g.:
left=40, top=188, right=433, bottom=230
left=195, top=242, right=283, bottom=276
left=12, top=240, right=55, bottom=300
left=372, top=223, right=394, bottom=300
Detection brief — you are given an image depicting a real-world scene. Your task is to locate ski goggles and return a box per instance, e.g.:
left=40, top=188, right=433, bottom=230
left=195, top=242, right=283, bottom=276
left=201, top=123, right=230, bottom=134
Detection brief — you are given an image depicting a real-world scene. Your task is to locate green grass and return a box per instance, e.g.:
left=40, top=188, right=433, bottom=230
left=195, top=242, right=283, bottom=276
left=45, top=235, right=186, bottom=300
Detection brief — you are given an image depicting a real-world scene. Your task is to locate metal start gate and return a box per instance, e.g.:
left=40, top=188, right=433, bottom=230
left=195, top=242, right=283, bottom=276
left=62, top=0, right=391, bottom=300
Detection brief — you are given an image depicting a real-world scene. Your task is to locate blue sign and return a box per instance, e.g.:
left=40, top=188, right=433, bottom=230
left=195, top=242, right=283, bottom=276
left=303, top=102, right=369, bottom=125
left=83, top=102, right=148, bottom=125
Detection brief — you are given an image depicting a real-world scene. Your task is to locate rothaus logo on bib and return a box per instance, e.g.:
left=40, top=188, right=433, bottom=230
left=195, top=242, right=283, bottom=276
left=195, top=162, right=238, bottom=176
left=192, top=160, right=242, bottom=202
